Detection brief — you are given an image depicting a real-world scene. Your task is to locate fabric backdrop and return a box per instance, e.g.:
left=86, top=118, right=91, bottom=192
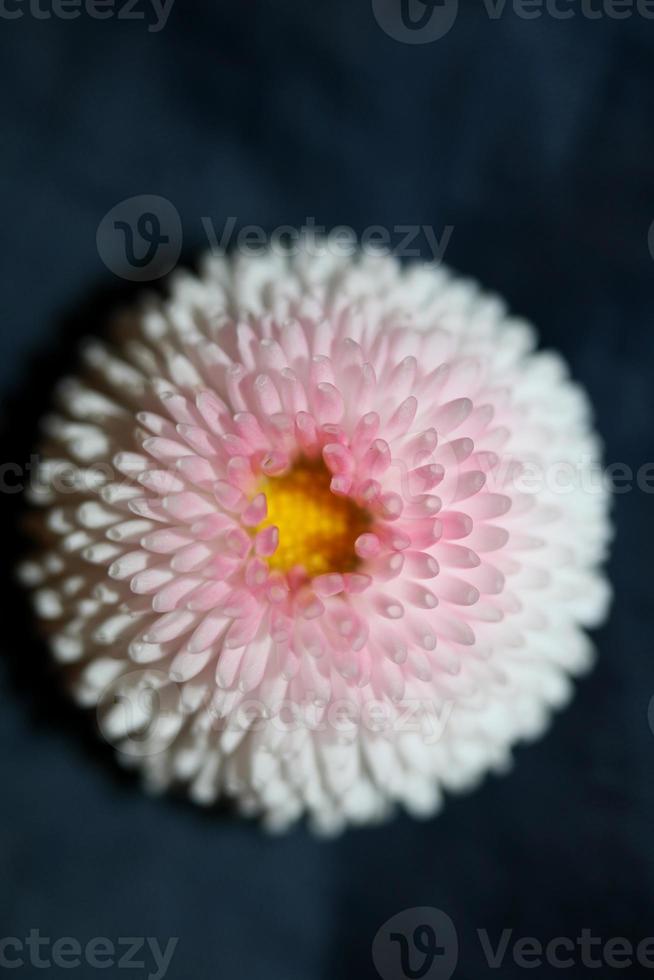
left=1, top=3, right=652, bottom=978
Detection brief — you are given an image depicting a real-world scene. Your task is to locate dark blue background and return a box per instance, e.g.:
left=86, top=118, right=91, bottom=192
left=1, top=3, right=653, bottom=978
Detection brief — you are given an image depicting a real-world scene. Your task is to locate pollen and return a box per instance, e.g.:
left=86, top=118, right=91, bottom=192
left=255, top=458, right=371, bottom=576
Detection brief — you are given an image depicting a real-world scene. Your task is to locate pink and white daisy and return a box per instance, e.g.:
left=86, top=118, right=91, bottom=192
left=21, top=245, right=611, bottom=833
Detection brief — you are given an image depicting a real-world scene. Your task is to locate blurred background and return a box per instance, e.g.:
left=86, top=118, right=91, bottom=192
left=1, top=2, right=653, bottom=977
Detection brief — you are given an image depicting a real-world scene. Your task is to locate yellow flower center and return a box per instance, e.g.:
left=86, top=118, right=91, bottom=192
left=255, top=458, right=370, bottom=576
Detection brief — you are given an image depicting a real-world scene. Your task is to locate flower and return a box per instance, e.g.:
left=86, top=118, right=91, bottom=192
left=21, top=246, right=611, bottom=833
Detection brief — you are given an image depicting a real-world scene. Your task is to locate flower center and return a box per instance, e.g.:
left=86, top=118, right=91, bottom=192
left=255, top=458, right=370, bottom=577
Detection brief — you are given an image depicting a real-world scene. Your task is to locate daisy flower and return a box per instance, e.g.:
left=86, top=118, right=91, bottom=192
left=21, top=244, right=611, bottom=833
